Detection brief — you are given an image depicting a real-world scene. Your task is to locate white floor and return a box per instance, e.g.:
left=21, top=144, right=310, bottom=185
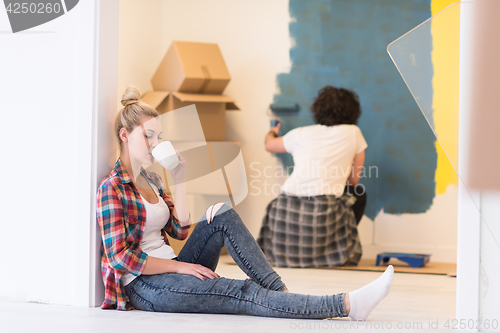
left=1, top=256, right=457, bottom=333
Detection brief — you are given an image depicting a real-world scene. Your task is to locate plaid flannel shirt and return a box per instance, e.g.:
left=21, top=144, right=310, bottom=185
left=96, top=159, right=190, bottom=310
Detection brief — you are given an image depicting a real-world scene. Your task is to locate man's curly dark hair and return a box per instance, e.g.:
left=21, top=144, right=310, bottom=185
left=310, top=86, right=361, bottom=126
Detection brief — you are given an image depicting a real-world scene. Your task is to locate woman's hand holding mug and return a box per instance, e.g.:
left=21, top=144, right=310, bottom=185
left=169, top=150, right=186, bottom=183
left=151, top=141, right=186, bottom=183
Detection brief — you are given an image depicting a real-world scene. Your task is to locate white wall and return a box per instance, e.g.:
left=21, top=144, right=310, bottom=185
left=479, top=191, right=500, bottom=327
left=456, top=2, right=480, bottom=323
left=117, top=0, right=165, bottom=110
left=0, top=2, right=97, bottom=305
left=0, top=0, right=119, bottom=307
left=362, top=186, right=457, bottom=263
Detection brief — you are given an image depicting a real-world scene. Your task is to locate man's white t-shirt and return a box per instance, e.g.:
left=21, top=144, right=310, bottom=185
left=281, top=124, right=367, bottom=197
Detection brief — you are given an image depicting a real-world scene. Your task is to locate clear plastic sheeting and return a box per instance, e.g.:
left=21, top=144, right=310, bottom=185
left=123, top=104, right=248, bottom=224
left=387, top=2, right=500, bottom=255
left=388, top=2, right=460, bottom=170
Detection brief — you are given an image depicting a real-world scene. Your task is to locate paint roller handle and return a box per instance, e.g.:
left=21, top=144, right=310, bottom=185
left=269, top=122, right=281, bottom=137
left=270, top=118, right=281, bottom=128
left=269, top=112, right=281, bottom=132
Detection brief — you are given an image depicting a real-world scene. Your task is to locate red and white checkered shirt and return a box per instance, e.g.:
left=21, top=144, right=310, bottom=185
left=96, top=159, right=190, bottom=310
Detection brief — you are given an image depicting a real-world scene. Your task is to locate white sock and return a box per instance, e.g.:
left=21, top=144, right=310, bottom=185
left=347, top=265, right=394, bottom=320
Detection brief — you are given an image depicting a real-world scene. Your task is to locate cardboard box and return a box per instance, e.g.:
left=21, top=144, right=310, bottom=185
left=141, top=91, right=238, bottom=141
left=151, top=41, right=231, bottom=94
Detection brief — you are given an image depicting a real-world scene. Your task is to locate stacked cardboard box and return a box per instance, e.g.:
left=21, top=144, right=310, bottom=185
left=142, top=41, right=239, bottom=141
left=141, top=41, right=240, bottom=254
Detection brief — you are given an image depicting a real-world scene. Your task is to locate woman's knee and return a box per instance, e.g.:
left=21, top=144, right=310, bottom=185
left=203, top=202, right=227, bottom=223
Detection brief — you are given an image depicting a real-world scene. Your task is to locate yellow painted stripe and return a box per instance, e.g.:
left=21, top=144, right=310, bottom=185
left=431, top=0, right=460, bottom=194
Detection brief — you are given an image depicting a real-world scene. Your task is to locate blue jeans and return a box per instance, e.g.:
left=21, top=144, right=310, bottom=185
left=124, top=203, right=347, bottom=319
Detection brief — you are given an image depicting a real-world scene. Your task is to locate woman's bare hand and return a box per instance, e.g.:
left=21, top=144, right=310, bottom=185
left=174, top=261, right=220, bottom=280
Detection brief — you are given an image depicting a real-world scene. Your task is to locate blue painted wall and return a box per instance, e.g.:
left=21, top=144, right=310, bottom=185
left=273, top=0, right=436, bottom=218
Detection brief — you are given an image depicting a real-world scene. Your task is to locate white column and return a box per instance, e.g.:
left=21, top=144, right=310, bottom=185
left=456, top=2, right=480, bottom=325
left=88, top=0, right=120, bottom=307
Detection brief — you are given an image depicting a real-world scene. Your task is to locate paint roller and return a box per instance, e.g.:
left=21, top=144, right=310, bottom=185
left=269, top=103, right=300, bottom=113
left=268, top=103, right=300, bottom=127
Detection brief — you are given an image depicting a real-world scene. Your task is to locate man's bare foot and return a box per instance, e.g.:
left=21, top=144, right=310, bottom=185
left=284, top=289, right=289, bottom=293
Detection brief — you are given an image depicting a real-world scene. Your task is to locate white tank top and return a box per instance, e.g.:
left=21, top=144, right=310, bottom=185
left=123, top=184, right=176, bottom=286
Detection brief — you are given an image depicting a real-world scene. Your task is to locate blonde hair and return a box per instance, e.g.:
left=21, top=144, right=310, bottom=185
left=115, top=86, right=159, bottom=150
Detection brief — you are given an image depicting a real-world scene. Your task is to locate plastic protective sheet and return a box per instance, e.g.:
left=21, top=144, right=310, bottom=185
left=123, top=104, right=247, bottom=224
left=387, top=2, right=500, bottom=254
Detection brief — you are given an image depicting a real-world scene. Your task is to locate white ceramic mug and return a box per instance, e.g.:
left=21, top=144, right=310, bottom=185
left=152, top=141, right=179, bottom=170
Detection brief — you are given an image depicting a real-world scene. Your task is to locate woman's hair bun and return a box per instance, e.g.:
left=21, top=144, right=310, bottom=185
left=121, top=86, right=141, bottom=106
left=115, top=85, right=159, bottom=151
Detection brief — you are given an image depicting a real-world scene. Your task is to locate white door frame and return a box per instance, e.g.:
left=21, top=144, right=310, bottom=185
left=456, top=2, right=480, bottom=325
left=88, top=0, right=120, bottom=307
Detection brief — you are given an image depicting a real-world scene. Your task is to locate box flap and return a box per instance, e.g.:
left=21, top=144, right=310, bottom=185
left=225, top=102, right=239, bottom=111
left=172, top=92, right=239, bottom=110
left=141, top=91, right=170, bottom=108
left=173, top=92, right=234, bottom=103
left=151, top=42, right=186, bottom=92
left=152, top=41, right=231, bottom=94
left=174, top=41, right=230, bottom=81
